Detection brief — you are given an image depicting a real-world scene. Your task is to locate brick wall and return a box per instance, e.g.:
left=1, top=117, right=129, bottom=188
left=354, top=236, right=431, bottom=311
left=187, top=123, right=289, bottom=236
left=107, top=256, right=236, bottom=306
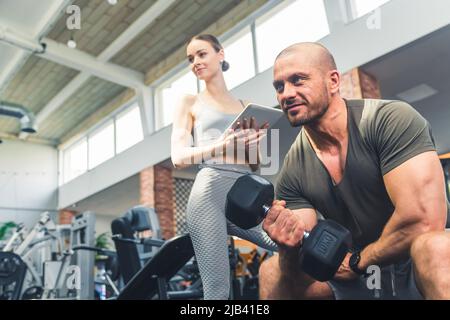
left=154, top=165, right=174, bottom=239
left=359, top=69, right=381, bottom=98
left=140, top=164, right=174, bottom=239
left=340, top=68, right=381, bottom=99
left=58, top=209, right=77, bottom=225
left=139, top=166, right=155, bottom=208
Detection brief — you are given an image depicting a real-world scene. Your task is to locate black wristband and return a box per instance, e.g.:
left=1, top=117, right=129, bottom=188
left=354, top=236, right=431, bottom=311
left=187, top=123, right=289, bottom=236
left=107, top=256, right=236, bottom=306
left=349, top=251, right=366, bottom=275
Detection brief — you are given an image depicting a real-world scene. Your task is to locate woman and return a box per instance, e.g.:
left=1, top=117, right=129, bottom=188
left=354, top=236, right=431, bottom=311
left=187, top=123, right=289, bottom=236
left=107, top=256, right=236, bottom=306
left=171, top=34, right=277, bottom=300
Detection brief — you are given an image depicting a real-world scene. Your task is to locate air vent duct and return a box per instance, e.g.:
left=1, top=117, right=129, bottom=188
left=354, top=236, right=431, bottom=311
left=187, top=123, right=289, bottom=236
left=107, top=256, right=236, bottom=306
left=0, top=101, right=37, bottom=133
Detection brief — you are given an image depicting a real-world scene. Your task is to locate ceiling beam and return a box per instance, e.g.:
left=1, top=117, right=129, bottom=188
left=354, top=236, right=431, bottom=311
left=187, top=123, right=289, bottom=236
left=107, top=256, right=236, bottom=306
left=41, top=38, right=146, bottom=87
left=18, top=0, right=176, bottom=140
left=0, top=50, right=29, bottom=93
left=137, top=87, right=155, bottom=135
left=98, top=0, right=177, bottom=61
left=0, top=0, right=72, bottom=94
left=0, top=27, right=146, bottom=88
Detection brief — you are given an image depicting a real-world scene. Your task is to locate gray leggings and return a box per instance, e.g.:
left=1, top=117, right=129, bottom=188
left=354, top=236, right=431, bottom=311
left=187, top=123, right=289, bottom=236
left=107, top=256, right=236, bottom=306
left=186, top=166, right=278, bottom=300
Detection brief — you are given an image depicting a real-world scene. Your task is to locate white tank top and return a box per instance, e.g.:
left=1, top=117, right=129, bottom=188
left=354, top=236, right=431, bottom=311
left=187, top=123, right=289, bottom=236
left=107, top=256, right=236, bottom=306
left=192, top=96, right=251, bottom=173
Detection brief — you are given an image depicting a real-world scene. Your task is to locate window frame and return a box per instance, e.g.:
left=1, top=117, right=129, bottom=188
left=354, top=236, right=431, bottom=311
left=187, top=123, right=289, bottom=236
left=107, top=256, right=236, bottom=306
left=254, top=0, right=330, bottom=73
left=348, top=0, right=391, bottom=20
left=154, top=67, right=200, bottom=130
left=62, top=137, right=88, bottom=184
left=87, top=119, right=115, bottom=170
left=114, top=103, right=144, bottom=154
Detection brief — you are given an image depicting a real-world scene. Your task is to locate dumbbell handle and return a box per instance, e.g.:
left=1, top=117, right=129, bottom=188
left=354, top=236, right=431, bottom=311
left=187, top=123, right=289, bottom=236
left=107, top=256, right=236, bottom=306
left=262, top=205, right=311, bottom=239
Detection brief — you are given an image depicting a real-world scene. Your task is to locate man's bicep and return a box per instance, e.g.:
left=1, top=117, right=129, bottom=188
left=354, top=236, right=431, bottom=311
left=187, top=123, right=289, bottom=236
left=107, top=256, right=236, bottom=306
left=383, top=151, right=447, bottom=229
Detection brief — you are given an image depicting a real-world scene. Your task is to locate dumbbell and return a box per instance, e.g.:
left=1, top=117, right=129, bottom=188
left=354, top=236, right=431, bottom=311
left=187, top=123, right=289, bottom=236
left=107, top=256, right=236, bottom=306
left=225, top=174, right=352, bottom=282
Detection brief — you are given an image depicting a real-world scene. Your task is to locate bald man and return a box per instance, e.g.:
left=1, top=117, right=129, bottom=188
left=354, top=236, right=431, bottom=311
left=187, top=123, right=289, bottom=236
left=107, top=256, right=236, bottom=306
left=259, top=42, right=450, bottom=299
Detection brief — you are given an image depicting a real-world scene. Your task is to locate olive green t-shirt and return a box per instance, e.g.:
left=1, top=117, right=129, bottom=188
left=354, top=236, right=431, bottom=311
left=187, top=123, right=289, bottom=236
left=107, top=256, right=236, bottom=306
left=275, top=99, right=437, bottom=248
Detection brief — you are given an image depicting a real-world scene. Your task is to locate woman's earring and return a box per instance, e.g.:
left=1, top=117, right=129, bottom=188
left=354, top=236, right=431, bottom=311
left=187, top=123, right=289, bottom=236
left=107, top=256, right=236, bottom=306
left=220, top=60, right=229, bottom=72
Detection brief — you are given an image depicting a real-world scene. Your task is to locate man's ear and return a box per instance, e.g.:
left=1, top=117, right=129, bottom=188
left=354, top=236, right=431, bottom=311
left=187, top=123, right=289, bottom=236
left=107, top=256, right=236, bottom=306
left=328, top=70, right=340, bottom=94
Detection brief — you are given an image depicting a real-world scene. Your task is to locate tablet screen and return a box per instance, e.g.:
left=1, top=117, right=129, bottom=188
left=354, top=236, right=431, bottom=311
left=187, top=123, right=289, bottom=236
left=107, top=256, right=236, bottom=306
left=225, top=103, right=284, bottom=131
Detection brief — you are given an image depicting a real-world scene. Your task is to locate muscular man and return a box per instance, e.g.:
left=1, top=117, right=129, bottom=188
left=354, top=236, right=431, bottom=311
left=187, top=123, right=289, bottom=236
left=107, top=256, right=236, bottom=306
left=259, top=42, right=450, bottom=299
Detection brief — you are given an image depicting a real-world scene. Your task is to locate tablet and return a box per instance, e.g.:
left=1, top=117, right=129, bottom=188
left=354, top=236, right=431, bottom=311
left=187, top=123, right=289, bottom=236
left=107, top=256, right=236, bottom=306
left=225, top=103, right=284, bottom=131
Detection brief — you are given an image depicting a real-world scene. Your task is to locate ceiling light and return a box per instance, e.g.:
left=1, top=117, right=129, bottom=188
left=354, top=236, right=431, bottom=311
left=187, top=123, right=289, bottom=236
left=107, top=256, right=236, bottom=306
left=107, top=0, right=118, bottom=5
left=396, top=84, right=438, bottom=103
left=67, top=35, right=77, bottom=49
left=67, top=39, right=76, bottom=49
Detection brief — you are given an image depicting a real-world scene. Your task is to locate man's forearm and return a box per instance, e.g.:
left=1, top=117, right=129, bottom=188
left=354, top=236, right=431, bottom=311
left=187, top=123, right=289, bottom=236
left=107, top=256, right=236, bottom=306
left=359, top=212, right=431, bottom=269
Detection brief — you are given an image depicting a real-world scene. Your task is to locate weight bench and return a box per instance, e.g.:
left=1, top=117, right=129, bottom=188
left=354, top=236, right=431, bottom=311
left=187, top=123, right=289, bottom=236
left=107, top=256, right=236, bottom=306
left=117, top=234, right=202, bottom=300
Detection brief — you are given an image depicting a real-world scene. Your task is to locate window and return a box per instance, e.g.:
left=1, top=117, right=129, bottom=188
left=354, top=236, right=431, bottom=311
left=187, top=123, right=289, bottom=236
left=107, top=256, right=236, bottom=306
left=255, top=0, right=330, bottom=72
left=88, top=121, right=114, bottom=169
left=157, top=70, right=198, bottom=128
left=223, top=28, right=255, bottom=89
left=115, top=104, right=143, bottom=153
left=61, top=103, right=144, bottom=182
left=63, top=138, right=87, bottom=183
left=351, top=0, right=391, bottom=18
